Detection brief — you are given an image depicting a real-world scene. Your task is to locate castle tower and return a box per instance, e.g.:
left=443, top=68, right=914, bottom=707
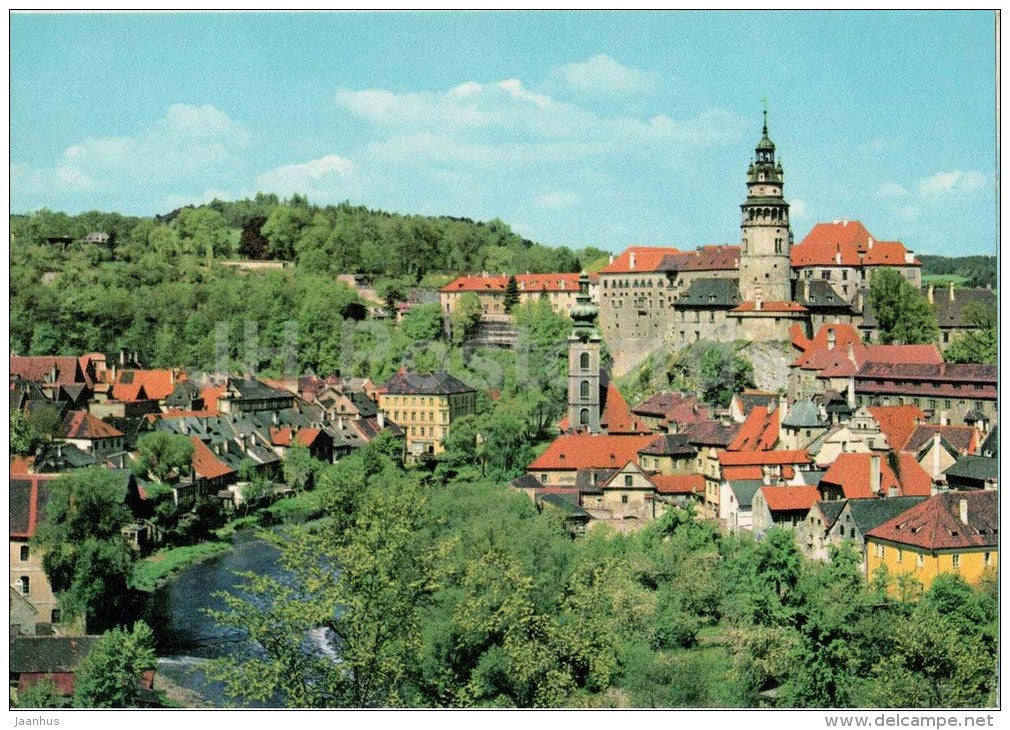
left=739, top=110, right=793, bottom=303
left=567, top=271, right=601, bottom=433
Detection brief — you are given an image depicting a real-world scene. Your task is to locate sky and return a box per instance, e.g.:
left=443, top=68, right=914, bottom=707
left=10, top=11, right=998, bottom=256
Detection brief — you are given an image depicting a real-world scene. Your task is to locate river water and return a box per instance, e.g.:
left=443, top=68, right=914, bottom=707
left=141, top=529, right=283, bottom=708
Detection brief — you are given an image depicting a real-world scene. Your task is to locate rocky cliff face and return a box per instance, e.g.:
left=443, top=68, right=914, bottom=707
left=738, top=340, right=793, bottom=393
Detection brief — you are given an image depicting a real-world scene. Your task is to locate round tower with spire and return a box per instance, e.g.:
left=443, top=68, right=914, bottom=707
left=739, top=109, right=793, bottom=303
left=567, top=271, right=601, bottom=433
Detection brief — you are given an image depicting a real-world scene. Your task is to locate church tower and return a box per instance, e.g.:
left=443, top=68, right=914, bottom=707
left=739, top=111, right=793, bottom=303
left=567, top=271, right=601, bottom=433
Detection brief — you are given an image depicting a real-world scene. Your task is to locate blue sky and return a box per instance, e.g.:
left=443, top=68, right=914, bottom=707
left=11, top=11, right=997, bottom=255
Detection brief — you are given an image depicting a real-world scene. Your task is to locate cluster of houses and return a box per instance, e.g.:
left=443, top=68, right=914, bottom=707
left=8, top=350, right=478, bottom=698
left=512, top=273, right=998, bottom=593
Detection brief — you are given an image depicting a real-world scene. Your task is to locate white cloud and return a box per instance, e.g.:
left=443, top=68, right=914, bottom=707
left=895, top=205, right=920, bottom=221
left=552, top=54, right=657, bottom=95
left=13, top=104, right=250, bottom=202
left=876, top=182, right=908, bottom=198
left=160, top=188, right=233, bottom=210
left=256, top=155, right=355, bottom=197
left=535, top=189, right=581, bottom=210
left=914, top=169, right=987, bottom=197
left=789, top=198, right=809, bottom=219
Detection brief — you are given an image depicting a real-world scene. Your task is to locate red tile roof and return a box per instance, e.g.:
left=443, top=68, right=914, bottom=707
left=722, top=465, right=763, bottom=480
left=650, top=473, right=705, bottom=495
left=791, top=221, right=920, bottom=268
left=295, top=427, right=322, bottom=447
left=60, top=411, right=124, bottom=440
left=200, top=386, right=226, bottom=415
left=791, top=324, right=864, bottom=369
left=600, top=382, right=650, bottom=434
left=110, top=369, right=182, bottom=402
left=865, top=490, right=997, bottom=551
left=819, top=452, right=932, bottom=499
left=811, top=343, right=942, bottom=379
left=440, top=272, right=597, bottom=293
left=269, top=426, right=294, bottom=446
left=632, top=391, right=712, bottom=427
left=759, top=485, right=821, bottom=512
left=866, top=405, right=926, bottom=452
left=527, top=433, right=656, bottom=472
left=718, top=449, right=812, bottom=466
left=727, top=405, right=780, bottom=451
left=659, top=245, right=740, bottom=272
left=10, top=356, right=84, bottom=385
left=902, top=425, right=978, bottom=456
left=600, top=246, right=682, bottom=274
left=190, top=437, right=235, bottom=480
left=9, top=474, right=57, bottom=539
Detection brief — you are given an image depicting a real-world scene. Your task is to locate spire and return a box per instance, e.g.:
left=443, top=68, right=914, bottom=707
left=569, top=272, right=600, bottom=342
left=762, top=96, right=769, bottom=136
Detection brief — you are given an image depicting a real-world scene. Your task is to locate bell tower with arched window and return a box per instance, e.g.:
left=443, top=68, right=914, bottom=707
left=568, top=272, right=601, bottom=433
left=739, top=110, right=793, bottom=303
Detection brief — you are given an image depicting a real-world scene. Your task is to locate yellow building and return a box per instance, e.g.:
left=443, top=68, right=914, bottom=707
left=378, top=370, right=476, bottom=458
left=864, top=490, right=997, bottom=592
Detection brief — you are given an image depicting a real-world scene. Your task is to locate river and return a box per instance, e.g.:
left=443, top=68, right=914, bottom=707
left=141, top=528, right=284, bottom=708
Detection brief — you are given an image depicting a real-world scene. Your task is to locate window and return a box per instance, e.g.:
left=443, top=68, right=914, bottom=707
left=875, top=544, right=884, bottom=559
left=51, top=609, right=60, bottom=624
left=18, top=576, right=29, bottom=595
left=952, top=554, right=961, bottom=569
left=580, top=352, right=590, bottom=371
left=580, top=380, right=590, bottom=399
left=579, top=408, right=590, bottom=426
left=541, top=474, right=548, bottom=483
left=624, top=474, right=633, bottom=487
left=985, top=552, right=993, bottom=566
left=621, top=495, right=629, bottom=504
left=916, top=553, right=924, bottom=568
left=896, top=549, right=903, bottom=564
left=19, top=545, right=29, bottom=561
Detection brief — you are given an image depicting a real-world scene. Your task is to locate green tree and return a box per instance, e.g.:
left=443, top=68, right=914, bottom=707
left=868, top=268, right=939, bottom=345
left=401, top=302, right=444, bottom=342
left=696, top=345, right=755, bottom=408
left=943, top=301, right=997, bottom=364
left=262, top=205, right=312, bottom=260
left=238, top=215, right=271, bottom=259
left=450, top=292, right=484, bottom=345
left=133, top=432, right=194, bottom=481
left=283, top=442, right=316, bottom=493
left=10, top=408, right=41, bottom=455
left=175, top=207, right=233, bottom=264
left=73, top=621, right=157, bottom=708
left=32, top=468, right=135, bottom=632
left=503, top=275, right=520, bottom=314
left=15, top=677, right=65, bottom=708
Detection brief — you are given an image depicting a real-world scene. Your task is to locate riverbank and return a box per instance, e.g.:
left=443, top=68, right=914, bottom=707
left=131, top=541, right=234, bottom=592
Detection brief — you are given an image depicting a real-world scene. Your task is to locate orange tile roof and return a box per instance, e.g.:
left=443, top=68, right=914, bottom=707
left=190, top=437, right=235, bottom=480
left=111, top=369, right=182, bottom=402
left=200, top=386, right=226, bottom=415
left=600, top=382, right=650, bottom=434
left=791, top=221, right=920, bottom=268
left=718, top=449, right=811, bottom=466
left=60, top=411, right=124, bottom=440
left=865, top=491, right=997, bottom=550
left=650, top=473, right=705, bottom=495
left=866, top=405, right=926, bottom=451
left=759, top=485, right=821, bottom=512
left=722, top=465, right=763, bottom=480
left=819, top=452, right=932, bottom=499
left=295, top=427, right=322, bottom=447
left=600, top=246, right=681, bottom=274
left=270, top=426, right=294, bottom=446
left=791, top=324, right=863, bottom=369
left=727, top=405, right=780, bottom=451
left=527, top=433, right=656, bottom=472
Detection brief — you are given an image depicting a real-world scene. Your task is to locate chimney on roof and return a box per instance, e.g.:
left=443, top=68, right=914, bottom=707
left=846, top=377, right=856, bottom=409
left=170, top=370, right=177, bottom=386
left=272, top=411, right=279, bottom=426
left=959, top=497, right=969, bottom=525
left=927, top=284, right=934, bottom=304
left=49, top=363, right=58, bottom=383
left=377, top=411, right=385, bottom=429
left=905, top=250, right=915, bottom=264
left=867, top=236, right=874, bottom=250
left=629, top=251, right=636, bottom=270
left=948, top=281, right=955, bottom=302
left=870, top=454, right=881, bottom=496
left=835, top=248, right=842, bottom=265
left=560, top=279, right=566, bottom=290
left=932, top=433, right=942, bottom=478
left=842, top=218, right=849, bottom=226
left=803, top=278, right=810, bottom=302
left=519, top=280, right=525, bottom=291
left=608, top=254, right=614, bottom=265
left=827, top=328, right=836, bottom=350
left=846, top=342, right=857, bottom=367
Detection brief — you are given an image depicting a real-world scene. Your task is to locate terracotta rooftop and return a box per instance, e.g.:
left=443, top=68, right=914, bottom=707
left=902, top=425, right=978, bottom=456
left=632, top=391, right=712, bottom=427
left=865, top=490, right=997, bottom=551
left=111, top=369, right=182, bottom=402
left=819, top=452, right=932, bottom=499
left=867, top=405, right=926, bottom=452
left=650, top=473, right=705, bottom=495
left=60, top=410, right=124, bottom=440
left=10, top=356, right=84, bottom=385
left=527, top=433, right=656, bottom=472
left=727, top=405, right=779, bottom=451
left=600, top=246, right=682, bottom=274
left=718, top=449, right=811, bottom=466
left=190, top=437, right=235, bottom=480
left=759, top=485, right=821, bottom=512
left=791, top=221, right=920, bottom=268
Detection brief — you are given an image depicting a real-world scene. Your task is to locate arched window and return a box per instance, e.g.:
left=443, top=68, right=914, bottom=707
left=580, top=352, right=590, bottom=371
left=580, top=380, right=590, bottom=399
left=579, top=408, right=590, bottom=426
